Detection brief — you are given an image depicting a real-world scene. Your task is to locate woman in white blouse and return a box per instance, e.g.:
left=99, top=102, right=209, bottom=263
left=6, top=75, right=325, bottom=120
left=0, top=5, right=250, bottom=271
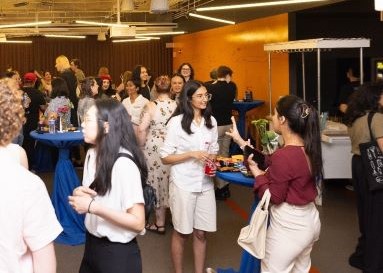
left=69, top=99, right=147, bottom=273
left=122, top=79, right=149, bottom=139
left=160, top=80, right=219, bottom=273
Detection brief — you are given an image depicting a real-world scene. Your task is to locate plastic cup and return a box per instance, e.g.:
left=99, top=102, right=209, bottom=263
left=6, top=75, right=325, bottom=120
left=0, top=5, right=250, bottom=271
left=48, top=119, right=56, bottom=133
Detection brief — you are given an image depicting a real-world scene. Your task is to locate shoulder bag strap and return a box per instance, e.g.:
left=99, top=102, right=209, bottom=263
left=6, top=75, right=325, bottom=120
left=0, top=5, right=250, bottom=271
left=117, top=152, right=145, bottom=188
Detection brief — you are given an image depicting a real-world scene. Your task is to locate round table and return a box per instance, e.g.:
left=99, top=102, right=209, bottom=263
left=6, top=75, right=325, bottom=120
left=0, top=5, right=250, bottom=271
left=215, top=171, right=260, bottom=273
left=30, top=131, right=85, bottom=245
left=232, top=100, right=265, bottom=138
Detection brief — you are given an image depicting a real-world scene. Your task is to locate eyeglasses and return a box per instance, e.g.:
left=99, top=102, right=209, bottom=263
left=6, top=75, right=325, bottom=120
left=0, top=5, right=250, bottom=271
left=181, top=68, right=191, bottom=71
left=192, top=93, right=212, bottom=101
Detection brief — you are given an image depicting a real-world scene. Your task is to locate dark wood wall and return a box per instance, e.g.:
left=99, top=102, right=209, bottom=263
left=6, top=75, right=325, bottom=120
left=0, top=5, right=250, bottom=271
left=0, top=36, right=173, bottom=83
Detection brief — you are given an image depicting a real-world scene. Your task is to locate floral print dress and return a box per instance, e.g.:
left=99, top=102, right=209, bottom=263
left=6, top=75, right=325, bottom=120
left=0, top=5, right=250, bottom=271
left=143, top=99, right=177, bottom=208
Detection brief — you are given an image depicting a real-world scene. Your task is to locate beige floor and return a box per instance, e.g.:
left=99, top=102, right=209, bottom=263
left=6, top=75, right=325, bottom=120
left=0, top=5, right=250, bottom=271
left=38, top=171, right=361, bottom=273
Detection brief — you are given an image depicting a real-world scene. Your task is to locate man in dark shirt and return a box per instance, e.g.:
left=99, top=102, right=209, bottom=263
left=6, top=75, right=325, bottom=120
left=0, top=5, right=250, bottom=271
left=207, top=65, right=237, bottom=200
left=339, top=67, right=360, bottom=114
left=22, top=72, right=47, bottom=168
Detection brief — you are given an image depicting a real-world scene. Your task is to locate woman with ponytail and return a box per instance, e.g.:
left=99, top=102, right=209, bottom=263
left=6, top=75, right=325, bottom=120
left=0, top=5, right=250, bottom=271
left=228, top=95, right=322, bottom=273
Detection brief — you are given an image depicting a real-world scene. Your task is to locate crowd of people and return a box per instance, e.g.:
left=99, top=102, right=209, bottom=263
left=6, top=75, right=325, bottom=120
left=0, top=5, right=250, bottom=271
left=0, top=59, right=238, bottom=273
left=3, top=56, right=382, bottom=273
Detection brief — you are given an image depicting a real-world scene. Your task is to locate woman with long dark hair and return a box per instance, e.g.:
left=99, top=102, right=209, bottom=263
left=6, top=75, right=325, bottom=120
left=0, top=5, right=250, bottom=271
left=77, top=77, right=98, bottom=124
left=69, top=99, right=147, bottom=273
left=44, top=77, right=72, bottom=126
left=228, top=95, right=322, bottom=272
left=132, top=65, right=151, bottom=100
left=160, top=80, right=219, bottom=273
left=343, top=83, right=383, bottom=272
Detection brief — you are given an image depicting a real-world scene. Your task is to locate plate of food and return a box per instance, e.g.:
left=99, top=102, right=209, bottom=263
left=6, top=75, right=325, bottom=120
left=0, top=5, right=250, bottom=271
left=67, top=127, right=78, bottom=132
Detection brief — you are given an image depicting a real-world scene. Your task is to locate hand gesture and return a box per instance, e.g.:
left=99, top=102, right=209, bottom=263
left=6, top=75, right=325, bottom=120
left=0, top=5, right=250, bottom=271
left=226, top=116, right=246, bottom=146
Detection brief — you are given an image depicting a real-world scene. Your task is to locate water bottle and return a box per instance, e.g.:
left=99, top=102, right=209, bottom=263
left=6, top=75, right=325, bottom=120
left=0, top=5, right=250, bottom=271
left=244, top=91, right=249, bottom=101
left=48, top=119, right=56, bottom=133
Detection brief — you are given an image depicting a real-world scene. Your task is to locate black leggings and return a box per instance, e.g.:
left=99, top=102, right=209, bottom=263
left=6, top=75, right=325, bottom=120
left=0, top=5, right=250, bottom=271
left=79, top=232, right=142, bottom=273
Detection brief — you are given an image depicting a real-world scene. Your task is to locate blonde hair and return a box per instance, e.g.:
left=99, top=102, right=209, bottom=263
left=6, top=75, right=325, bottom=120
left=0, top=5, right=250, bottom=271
left=0, top=78, right=25, bottom=146
left=55, top=55, right=71, bottom=72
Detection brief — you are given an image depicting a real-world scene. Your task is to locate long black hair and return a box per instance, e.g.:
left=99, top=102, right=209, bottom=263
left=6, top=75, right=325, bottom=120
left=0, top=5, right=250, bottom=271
left=168, top=80, right=214, bottom=134
left=275, top=95, right=323, bottom=179
left=90, top=99, right=148, bottom=195
left=79, top=76, right=96, bottom=99
left=132, top=65, right=147, bottom=85
left=343, top=82, right=383, bottom=126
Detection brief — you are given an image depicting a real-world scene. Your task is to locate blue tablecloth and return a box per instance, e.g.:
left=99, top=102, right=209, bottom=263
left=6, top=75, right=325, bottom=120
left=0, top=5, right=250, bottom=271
left=232, top=101, right=265, bottom=138
left=216, top=172, right=260, bottom=273
left=30, top=131, right=85, bottom=245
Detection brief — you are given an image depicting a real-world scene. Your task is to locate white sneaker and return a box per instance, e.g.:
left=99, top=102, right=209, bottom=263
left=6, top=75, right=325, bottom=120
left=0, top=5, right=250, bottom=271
left=206, top=268, right=217, bottom=273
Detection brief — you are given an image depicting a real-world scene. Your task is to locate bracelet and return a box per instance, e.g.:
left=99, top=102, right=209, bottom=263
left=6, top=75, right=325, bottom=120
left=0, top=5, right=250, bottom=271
left=87, top=198, right=95, bottom=214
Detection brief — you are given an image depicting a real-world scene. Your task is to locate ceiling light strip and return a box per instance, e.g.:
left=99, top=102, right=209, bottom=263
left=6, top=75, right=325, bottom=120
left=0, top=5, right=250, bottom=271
left=0, top=40, right=32, bottom=44
left=76, top=20, right=130, bottom=28
left=112, top=38, right=151, bottom=43
left=0, top=21, right=52, bottom=29
left=45, top=34, right=86, bottom=39
left=196, top=0, right=327, bottom=11
left=189, top=13, right=235, bottom=25
left=136, top=31, right=185, bottom=36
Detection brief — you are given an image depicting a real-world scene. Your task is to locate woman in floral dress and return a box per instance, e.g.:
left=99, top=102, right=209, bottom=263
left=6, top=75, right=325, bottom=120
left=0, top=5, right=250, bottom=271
left=138, top=75, right=177, bottom=234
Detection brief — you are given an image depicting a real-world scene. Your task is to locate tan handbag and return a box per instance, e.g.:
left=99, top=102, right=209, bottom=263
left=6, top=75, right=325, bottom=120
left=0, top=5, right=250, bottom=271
left=237, top=189, right=271, bottom=259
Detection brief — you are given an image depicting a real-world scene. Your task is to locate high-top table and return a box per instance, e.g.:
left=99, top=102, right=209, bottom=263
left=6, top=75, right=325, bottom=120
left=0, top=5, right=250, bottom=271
left=232, top=100, right=265, bottom=138
left=30, top=130, right=85, bottom=245
left=215, top=172, right=260, bottom=273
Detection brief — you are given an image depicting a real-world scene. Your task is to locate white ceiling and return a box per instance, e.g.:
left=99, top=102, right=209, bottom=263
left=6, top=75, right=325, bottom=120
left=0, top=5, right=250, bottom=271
left=0, top=0, right=344, bottom=38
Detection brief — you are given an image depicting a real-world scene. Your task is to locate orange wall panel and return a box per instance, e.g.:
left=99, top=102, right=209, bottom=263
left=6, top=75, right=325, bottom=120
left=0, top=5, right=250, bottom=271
left=173, top=14, right=289, bottom=118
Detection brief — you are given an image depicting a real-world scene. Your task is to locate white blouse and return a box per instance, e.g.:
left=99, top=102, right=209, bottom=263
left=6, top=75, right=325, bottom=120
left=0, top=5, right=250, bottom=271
left=82, top=148, right=145, bottom=243
left=160, top=114, right=219, bottom=192
left=122, top=95, right=149, bottom=126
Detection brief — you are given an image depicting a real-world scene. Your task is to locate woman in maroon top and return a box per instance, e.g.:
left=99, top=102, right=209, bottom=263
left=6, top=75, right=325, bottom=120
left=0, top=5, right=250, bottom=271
left=228, top=95, right=322, bottom=273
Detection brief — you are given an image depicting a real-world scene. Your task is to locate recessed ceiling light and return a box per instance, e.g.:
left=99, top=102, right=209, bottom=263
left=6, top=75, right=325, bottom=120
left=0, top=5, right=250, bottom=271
left=196, top=0, right=327, bottom=11
left=189, top=13, right=235, bottom=25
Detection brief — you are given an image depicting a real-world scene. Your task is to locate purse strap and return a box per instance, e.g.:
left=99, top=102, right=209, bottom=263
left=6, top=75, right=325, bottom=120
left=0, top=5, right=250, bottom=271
left=259, top=189, right=271, bottom=210
left=367, top=112, right=376, bottom=141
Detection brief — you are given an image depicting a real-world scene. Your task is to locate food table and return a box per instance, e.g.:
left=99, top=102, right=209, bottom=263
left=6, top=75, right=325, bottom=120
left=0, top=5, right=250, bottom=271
left=215, top=171, right=260, bottom=273
left=30, top=130, right=85, bottom=245
left=232, top=101, right=265, bottom=138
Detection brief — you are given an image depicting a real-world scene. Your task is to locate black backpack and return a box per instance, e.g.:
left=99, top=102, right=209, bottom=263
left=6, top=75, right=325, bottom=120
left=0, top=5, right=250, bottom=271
left=117, top=153, right=157, bottom=222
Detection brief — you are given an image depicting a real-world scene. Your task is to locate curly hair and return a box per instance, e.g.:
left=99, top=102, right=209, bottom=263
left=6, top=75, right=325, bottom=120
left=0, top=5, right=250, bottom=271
left=343, top=82, right=383, bottom=126
left=0, top=78, right=25, bottom=146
